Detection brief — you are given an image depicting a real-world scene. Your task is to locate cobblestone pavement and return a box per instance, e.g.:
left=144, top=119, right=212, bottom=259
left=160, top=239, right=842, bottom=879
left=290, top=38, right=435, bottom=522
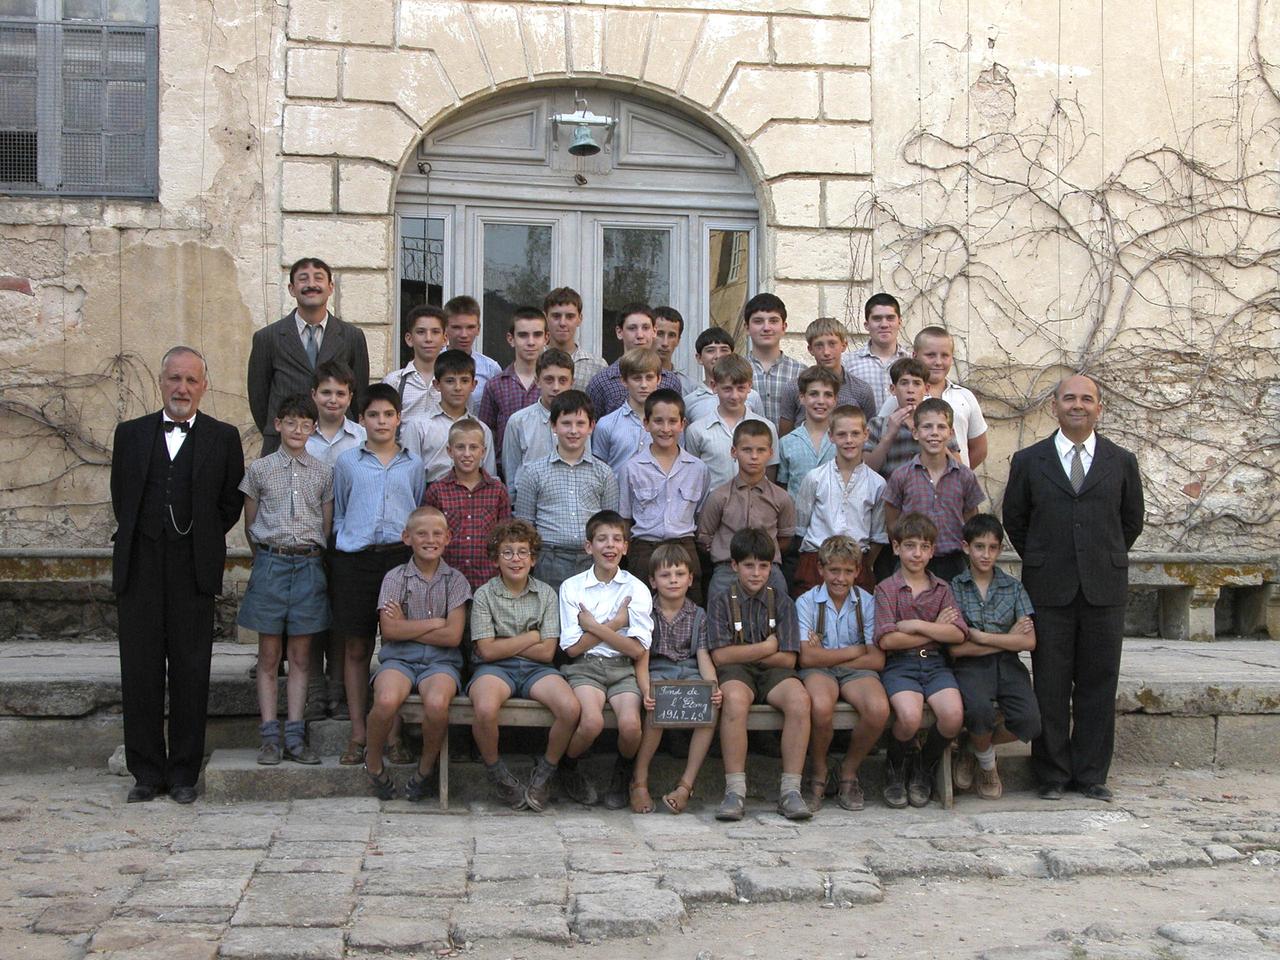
left=2, top=767, right=1278, bottom=959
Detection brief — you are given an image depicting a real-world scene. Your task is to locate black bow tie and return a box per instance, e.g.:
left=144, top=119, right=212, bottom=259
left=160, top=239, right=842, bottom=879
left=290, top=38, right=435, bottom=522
left=163, top=420, right=190, bottom=433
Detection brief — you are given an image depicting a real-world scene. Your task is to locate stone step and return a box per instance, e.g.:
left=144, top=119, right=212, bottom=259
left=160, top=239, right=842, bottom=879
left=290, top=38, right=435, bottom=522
left=200, top=743, right=1038, bottom=805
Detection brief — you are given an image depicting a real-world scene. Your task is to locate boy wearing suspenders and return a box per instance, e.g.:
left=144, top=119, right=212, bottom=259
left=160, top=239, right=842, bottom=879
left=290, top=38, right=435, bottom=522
left=796, top=535, right=889, bottom=813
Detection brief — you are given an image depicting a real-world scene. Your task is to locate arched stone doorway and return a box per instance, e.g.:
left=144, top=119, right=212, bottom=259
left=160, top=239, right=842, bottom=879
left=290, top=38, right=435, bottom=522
left=392, top=87, right=760, bottom=372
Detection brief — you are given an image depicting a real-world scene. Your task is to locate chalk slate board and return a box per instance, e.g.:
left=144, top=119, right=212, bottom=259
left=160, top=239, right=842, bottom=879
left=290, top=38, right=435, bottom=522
left=652, top=680, right=716, bottom=728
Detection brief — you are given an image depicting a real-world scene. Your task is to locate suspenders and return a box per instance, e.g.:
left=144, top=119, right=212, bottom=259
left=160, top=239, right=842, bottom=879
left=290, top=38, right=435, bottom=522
left=728, top=584, right=776, bottom=644
left=814, top=591, right=865, bottom=643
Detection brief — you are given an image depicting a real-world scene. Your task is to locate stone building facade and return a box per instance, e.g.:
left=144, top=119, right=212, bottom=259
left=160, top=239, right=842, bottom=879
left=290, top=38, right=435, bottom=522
left=0, top=0, right=1277, bottom=556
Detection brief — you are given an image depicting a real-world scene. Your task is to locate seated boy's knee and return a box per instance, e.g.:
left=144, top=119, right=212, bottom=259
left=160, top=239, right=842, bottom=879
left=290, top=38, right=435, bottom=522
left=1007, top=708, right=1041, bottom=743
left=860, top=694, right=891, bottom=730
left=616, top=711, right=642, bottom=739
left=577, top=710, right=604, bottom=739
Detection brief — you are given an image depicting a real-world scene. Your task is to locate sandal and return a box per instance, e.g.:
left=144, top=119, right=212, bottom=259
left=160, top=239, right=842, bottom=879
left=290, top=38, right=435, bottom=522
left=364, top=764, right=395, bottom=801
left=801, top=774, right=826, bottom=813
left=662, top=780, right=693, bottom=815
left=385, top=739, right=415, bottom=766
left=339, top=737, right=366, bottom=766
left=629, top=781, right=654, bottom=814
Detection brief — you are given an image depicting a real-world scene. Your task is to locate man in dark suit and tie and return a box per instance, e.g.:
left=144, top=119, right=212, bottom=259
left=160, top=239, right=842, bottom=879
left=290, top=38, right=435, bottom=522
left=1002, top=374, right=1144, bottom=802
left=111, top=347, right=245, bottom=804
left=248, top=257, right=370, bottom=455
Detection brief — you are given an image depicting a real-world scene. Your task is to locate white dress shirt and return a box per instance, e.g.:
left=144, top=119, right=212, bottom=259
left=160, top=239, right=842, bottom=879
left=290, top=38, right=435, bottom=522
left=558, top=566, right=654, bottom=658
left=294, top=311, right=328, bottom=352
left=382, top=362, right=440, bottom=421
left=162, top=410, right=196, bottom=459
left=794, top=459, right=887, bottom=552
left=1054, top=430, right=1096, bottom=478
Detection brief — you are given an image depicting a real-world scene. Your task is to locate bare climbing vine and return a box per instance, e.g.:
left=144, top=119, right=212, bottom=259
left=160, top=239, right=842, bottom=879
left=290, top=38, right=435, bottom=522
left=844, top=39, right=1280, bottom=553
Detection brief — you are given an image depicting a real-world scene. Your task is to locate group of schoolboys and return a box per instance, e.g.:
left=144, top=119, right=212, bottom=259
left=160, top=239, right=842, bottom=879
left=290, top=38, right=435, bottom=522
left=238, top=270, right=1040, bottom=820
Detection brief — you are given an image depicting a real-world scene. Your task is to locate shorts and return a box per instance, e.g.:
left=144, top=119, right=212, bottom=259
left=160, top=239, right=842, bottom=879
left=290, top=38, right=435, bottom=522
left=533, top=544, right=591, bottom=594
left=237, top=551, right=330, bottom=635
left=647, top=655, right=702, bottom=682
left=717, top=661, right=798, bottom=703
left=952, top=651, right=1041, bottom=740
left=880, top=650, right=958, bottom=699
left=562, top=655, right=639, bottom=699
left=469, top=657, right=562, bottom=699
left=374, top=656, right=462, bottom=691
left=328, top=545, right=411, bottom=639
left=800, top=664, right=880, bottom=687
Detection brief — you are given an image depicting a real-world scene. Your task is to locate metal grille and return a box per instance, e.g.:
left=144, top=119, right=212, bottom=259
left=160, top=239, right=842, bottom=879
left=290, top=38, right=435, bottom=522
left=0, top=5, right=156, bottom=197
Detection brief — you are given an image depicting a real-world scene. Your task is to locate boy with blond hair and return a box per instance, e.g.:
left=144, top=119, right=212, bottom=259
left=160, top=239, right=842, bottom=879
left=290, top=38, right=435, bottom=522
left=364, top=506, right=471, bottom=801
left=779, top=318, right=877, bottom=436
left=796, top=535, right=888, bottom=811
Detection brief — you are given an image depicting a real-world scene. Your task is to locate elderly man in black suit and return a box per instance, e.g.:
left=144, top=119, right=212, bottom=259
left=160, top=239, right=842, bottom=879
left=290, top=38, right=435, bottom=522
left=111, top=346, right=245, bottom=804
left=1003, top=373, right=1144, bottom=802
left=248, top=257, right=370, bottom=455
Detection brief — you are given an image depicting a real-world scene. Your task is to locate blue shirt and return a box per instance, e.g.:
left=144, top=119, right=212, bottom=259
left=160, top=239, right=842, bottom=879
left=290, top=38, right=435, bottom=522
left=592, top=402, right=651, bottom=476
left=796, top=583, right=875, bottom=649
left=618, top=445, right=710, bottom=540
left=950, top=566, right=1034, bottom=636
left=332, top=445, right=426, bottom=552
left=776, top=426, right=835, bottom=498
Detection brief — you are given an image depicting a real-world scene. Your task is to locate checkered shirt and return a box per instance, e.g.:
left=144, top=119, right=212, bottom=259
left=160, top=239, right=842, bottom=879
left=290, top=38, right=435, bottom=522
left=883, top=455, right=985, bottom=554
left=378, top=558, right=472, bottom=619
left=748, top=353, right=806, bottom=427
left=950, top=567, right=1034, bottom=636
left=650, top=599, right=708, bottom=662
left=513, top=448, right=620, bottom=547
left=478, top=365, right=540, bottom=461
left=422, top=469, right=512, bottom=591
left=571, top=346, right=608, bottom=391
left=470, top=575, right=560, bottom=646
left=841, top=343, right=909, bottom=411
left=585, top=362, right=683, bottom=419
left=864, top=415, right=923, bottom=479
left=776, top=426, right=835, bottom=498
left=706, top=583, right=800, bottom=653
left=239, top=448, right=333, bottom=548
left=873, top=570, right=968, bottom=648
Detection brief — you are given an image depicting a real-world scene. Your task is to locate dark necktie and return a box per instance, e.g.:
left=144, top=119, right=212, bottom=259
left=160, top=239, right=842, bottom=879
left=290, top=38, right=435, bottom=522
left=163, top=420, right=190, bottom=433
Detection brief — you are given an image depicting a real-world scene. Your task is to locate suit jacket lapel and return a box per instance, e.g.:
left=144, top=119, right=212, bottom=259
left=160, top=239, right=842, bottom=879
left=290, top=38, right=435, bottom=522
left=276, top=313, right=312, bottom=370
left=1037, top=433, right=1076, bottom=496
left=316, top=314, right=341, bottom=365
left=1077, top=435, right=1115, bottom=495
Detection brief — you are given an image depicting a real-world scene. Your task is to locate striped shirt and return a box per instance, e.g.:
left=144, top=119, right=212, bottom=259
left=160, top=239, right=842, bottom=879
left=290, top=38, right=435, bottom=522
left=650, top=599, right=708, bottom=662
left=618, top=445, right=709, bottom=540
left=239, top=448, right=333, bottom=548
left=776, top=426, right=835, bottom=498
left=513, top=447, right=620, bottom=547
left=796, top=583, right=875, bottom=649
left=707, top=583, right=799, bottom=652
left=400, top=407, right=497, bottom=482
left=748, top=352, right=806, bottom=427
left=376, top=559, right=472, bottom=666
left=950, top=567, right=1034, bottom=636
left=883, top=455, right=985, bottom=555
left=586, top=362, right=683, bottom=420
left=873, top=570, right=968, bottom=649
left=332, top=445, right=426, bottom=552
left=478, top=366, right=540, bottom=461
left=841, top=344, right=909, bottom=411
left=422, top=470, right=512, bottom=591
left=470, top=575, right=560, bottom=649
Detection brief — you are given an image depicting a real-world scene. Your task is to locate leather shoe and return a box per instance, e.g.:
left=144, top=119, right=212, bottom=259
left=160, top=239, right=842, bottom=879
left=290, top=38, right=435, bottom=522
left=127, top=784, right=161, bottom=803
left=169, top=785, right=198, bottom=805
left=1078, top=783, right=1114, bottom=802
left=1037, top=782, right=1065, bottom=800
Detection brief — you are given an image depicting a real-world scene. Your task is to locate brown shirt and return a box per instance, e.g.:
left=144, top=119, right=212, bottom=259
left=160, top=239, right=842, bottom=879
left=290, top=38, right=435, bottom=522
left=695, top=474, right=796, bottom=564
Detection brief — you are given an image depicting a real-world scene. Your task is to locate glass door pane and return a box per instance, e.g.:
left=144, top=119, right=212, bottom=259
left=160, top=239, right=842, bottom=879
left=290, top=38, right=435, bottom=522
left=708, top=226, right=752, bottom=351
left=600, top=227, right=671, bottom=364
left=481, top=221, right=553, bottom=367
left=398, top=215, right=446, bottom=366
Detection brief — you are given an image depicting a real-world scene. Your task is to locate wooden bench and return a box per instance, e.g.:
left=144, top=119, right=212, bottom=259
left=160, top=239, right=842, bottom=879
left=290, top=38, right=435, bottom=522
left=400, top=695, right=952, bottom=811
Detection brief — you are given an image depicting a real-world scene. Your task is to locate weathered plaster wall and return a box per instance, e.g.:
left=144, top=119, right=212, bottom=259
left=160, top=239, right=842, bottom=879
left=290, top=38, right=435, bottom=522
left=0, top=0, right=1276, bottom=554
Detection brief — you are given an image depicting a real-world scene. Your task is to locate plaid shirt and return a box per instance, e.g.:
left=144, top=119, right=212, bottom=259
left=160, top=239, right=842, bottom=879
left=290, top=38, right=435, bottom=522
left=841, top=343, right=909, bottom=410
left=240, top=448, right=333, bottom=548
left=883, top=455, right=985, bottom=554
left=571, top=346, right=607, bottom=391
left=950, top=567, right=1034, bottom=636
left=650, top=598, right=708, bottom=662
left=470, top=575, right=560, bottom=650
left=706, top=583, right=800, bottom=653
left=422, top=470, right=511, bottom=590
left=376, top=558, right=472, bottom=665
left=777, top=426, right=835, bottom=498
left=873, top=570, right=968, bottom=649
left=748, top=352, right=806, bottom=427
left=778, top=370, right=878, bottom=427
left=478, top=366, right=540, bottom=461
left=585, top=362, right=682, bottom=419
left=513, top=447, right=619, bottom=547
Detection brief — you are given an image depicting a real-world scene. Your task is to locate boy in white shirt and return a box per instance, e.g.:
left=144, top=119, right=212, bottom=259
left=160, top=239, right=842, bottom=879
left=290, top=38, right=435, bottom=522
left=400, top=350, right=497, bottom=481
left=382, top=305, right=446, bottom=421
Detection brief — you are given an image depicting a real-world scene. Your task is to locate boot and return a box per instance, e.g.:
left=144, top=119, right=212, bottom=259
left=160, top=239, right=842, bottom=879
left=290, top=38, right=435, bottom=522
left=603, top=753, right=634, bottom=810
left=882, top=738, right=908, bottom=809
